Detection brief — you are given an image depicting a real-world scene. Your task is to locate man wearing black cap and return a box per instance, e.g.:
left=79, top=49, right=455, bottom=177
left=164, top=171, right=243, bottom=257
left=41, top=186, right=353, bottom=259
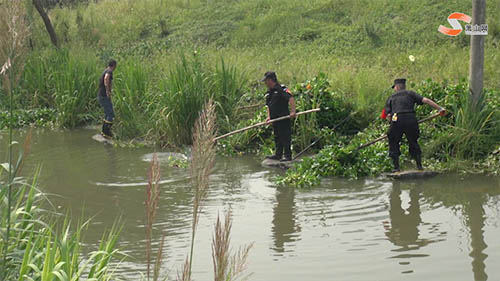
left=383, top=78, right=445, bottom=172
left=262, top=71, right=296, bottom=162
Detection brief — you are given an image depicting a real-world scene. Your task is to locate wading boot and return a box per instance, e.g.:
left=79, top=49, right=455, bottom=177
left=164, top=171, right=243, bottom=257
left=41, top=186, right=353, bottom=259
left=266, top=155, right=281, bottom=161
left=415, top=154, right=423, bottom=170
left=280, top=155, right=292, bottom=162
left=101, top=121, right=106, bottom=136
left=392, top=157, right=400, bottom=173
left=101, top=121, right=112, bottom=139
left=107, top=122, right=113, bottom=138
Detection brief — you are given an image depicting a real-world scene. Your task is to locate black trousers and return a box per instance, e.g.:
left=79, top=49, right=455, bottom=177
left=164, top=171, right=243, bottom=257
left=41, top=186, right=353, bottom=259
left=388, top=114, right=421, bottom=159
left=272, top=119, right=292, bottom=158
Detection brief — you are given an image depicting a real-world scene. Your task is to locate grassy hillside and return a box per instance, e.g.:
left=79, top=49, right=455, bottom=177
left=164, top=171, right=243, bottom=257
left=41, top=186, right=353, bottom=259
left=39, top=0, right=500, bottom=85
left=2, top=0, right=499, bottom=151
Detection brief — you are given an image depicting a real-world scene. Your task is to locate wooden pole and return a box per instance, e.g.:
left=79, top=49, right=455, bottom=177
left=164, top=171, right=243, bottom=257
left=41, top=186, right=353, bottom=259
left=214, top=108, right=320, bottom=141
left=356, top=112, right=441, bottom=150
left=469, top=0, right=486, bottom=107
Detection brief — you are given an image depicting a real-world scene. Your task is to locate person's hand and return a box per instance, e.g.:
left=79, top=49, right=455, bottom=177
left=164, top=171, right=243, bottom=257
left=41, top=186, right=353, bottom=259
left=439, top=107, right=446, bottom=116
left=290, top=111, right=296, bottom=118
left=266, top=117, right=271, bottom=123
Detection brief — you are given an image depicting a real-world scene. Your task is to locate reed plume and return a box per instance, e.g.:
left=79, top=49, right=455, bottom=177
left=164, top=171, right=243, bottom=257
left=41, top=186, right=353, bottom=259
left=187, top=98, right=217, bottom=279
left=176, top=257, right=191, bottom=281
left=212, top=210, right=253, bottom=281
left=0, top=1, right=30, bottom=277
left=145, top=153, right=166, bottom=281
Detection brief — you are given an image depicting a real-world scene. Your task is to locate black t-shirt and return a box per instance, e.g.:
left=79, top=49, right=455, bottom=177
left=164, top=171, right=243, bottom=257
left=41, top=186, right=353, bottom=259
left=98, top=69, right=113, bottom=97
left=384, top=90, right=424, bottom=115
left=266, top=84, right=292, bottom=118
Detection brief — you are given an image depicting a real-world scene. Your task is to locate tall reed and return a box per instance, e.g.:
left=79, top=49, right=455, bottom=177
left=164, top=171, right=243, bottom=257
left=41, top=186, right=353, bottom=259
left=0, top=1, right=29, bottom=277
left=212, top=210, right=253, bottom=281
left=145, top=153, right=167, bottom=281
left=187, top=98, right=217, bottom=278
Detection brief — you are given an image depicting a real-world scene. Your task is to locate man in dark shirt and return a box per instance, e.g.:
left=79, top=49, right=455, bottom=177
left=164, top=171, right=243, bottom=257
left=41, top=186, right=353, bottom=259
left=383, top=78, right=445, bottom=172
left=262, top=72, right=296, bottom=162
left=98, top=59, right=117, bottom=138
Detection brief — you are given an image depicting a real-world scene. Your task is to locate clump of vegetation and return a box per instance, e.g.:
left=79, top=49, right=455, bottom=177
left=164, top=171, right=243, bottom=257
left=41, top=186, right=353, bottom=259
left=278, top=79, right=500, bottom=188
left=0, top=108, right=56, bottom=129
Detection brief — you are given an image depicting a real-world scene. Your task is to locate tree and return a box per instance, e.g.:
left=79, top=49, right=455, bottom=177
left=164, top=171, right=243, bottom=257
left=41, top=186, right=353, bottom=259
left=469, top=0, right=486, bottom=107
left=32, top=0, right=59, bottom=48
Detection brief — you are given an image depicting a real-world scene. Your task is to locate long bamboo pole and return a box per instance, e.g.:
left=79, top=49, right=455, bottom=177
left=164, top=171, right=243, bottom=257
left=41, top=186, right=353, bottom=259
left=356, top=112, right=441, bottom=150
left=214, top=108, right=321, bottom=141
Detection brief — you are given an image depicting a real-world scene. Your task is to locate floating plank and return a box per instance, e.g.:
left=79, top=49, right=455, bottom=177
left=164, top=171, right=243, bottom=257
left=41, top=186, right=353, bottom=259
left=261, top=158, right=298, bottom=170
left=92, top=134, right=113, bottom=145
left=386, top=170, right=438, bottom=180
left=141, top=152, right=188, bottom=163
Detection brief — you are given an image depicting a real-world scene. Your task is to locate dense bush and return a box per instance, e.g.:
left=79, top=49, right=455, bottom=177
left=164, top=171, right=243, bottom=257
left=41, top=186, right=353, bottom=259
left=278, top=79, right=500, bottom=188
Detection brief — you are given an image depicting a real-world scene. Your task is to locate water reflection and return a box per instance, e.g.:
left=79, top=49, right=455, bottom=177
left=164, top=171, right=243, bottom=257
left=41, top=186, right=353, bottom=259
left=385, top=182, right=427, bottom=250
left=271, top=187, right=301, bottom=254
left=465, top=194, right=488, bottom=281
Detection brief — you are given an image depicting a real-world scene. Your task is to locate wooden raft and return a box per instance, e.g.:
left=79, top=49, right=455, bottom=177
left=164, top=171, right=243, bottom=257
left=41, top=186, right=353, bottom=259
left=92, top=134, right=114, bottom=145
left=261, top=158, right=299, bottom=170
left=386, top=170, right=438, bottom=180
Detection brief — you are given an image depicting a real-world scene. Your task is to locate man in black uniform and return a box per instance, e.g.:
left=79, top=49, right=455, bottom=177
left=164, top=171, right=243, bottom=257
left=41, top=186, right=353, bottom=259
left=262, top=72, right=296, bottom=162
left=383, top=78, right=445, bottom=172
left=98, top=59, right=117, bottom=138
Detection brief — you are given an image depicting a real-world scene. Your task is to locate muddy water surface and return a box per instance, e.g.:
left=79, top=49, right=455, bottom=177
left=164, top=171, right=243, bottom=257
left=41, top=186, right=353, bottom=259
left=3, top=128, right=500, bottom=281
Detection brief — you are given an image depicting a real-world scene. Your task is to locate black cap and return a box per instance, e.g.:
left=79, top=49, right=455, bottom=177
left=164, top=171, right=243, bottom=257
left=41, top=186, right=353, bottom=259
left=260, top=71, right=277, bottom=82
left=392, top=78, right=406, bottom=88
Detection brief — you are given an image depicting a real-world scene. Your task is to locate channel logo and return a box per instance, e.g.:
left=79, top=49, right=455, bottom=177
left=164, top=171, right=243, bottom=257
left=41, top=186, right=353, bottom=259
left=438, top=12, right=488, bottom=36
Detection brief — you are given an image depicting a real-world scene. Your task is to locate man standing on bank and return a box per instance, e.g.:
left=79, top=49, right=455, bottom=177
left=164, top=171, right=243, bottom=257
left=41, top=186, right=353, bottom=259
left=98, top=59, right=117, bottom=139
left=382, top=78, right=446, bottom=172
left=262, top=71, right=296, bottom=162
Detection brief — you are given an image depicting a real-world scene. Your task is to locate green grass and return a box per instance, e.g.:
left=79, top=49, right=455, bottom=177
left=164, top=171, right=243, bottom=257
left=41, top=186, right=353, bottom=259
left=38, top=0, right=500, bottom=85
left=2, top=0, right=500, bottom=152
left=0, top=166, right=122, bottom=280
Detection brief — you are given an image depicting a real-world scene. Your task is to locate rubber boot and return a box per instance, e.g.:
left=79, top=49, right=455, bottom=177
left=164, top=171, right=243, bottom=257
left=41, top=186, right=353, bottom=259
left=101, top=121, right=106, bottom=136
left=101, top=121, right=112, bottom=139
left=107, top=123, right=113, bottom=138
left=392, top=157, right=400, bottom=173
left=415, top=154, right=423, bottom=170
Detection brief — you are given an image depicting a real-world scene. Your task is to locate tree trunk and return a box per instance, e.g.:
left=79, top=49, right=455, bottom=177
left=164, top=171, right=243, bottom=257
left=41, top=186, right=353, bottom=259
left=469, top=0, right=486, bottom=106
left=32, top=0, right=59, bottom=49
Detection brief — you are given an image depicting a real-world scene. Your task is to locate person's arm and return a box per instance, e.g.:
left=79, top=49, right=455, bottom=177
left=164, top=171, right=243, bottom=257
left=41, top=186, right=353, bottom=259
left=266, top=106, right=271, bottom=123
left=384, top=97, right=392, bottom=122
left=104, top=73, right=112, bottom=97
left=422, top=97, right=446, bottom=115
left=289, top=96, right=296, bottom=117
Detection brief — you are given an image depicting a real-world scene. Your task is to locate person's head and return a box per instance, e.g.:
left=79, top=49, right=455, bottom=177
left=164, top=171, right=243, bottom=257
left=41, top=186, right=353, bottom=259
left=108, top=59, right=117, bottom=71
left=261, top=71, right=278, bottom=89
left=392, top=78, right=406, bottom=91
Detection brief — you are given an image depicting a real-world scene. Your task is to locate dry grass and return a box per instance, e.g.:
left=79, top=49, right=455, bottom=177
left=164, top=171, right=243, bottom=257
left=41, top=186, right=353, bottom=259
left=176, top=257, right=191, bottom=281
left=145, top=153, right=166, bottom=281
left=212, top=210, right=253, bottom=281
left=0, top=1, right=30, bottom=277
left=186, top=98, right=217, bottom=278
left=190, top=98, right=217, bottom=228
left=0, top=0, right=29, bottom=90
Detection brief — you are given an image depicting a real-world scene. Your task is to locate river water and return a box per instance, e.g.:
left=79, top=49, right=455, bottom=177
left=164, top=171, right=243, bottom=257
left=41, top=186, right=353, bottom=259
left=2, top=128, right=500, bottom=281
